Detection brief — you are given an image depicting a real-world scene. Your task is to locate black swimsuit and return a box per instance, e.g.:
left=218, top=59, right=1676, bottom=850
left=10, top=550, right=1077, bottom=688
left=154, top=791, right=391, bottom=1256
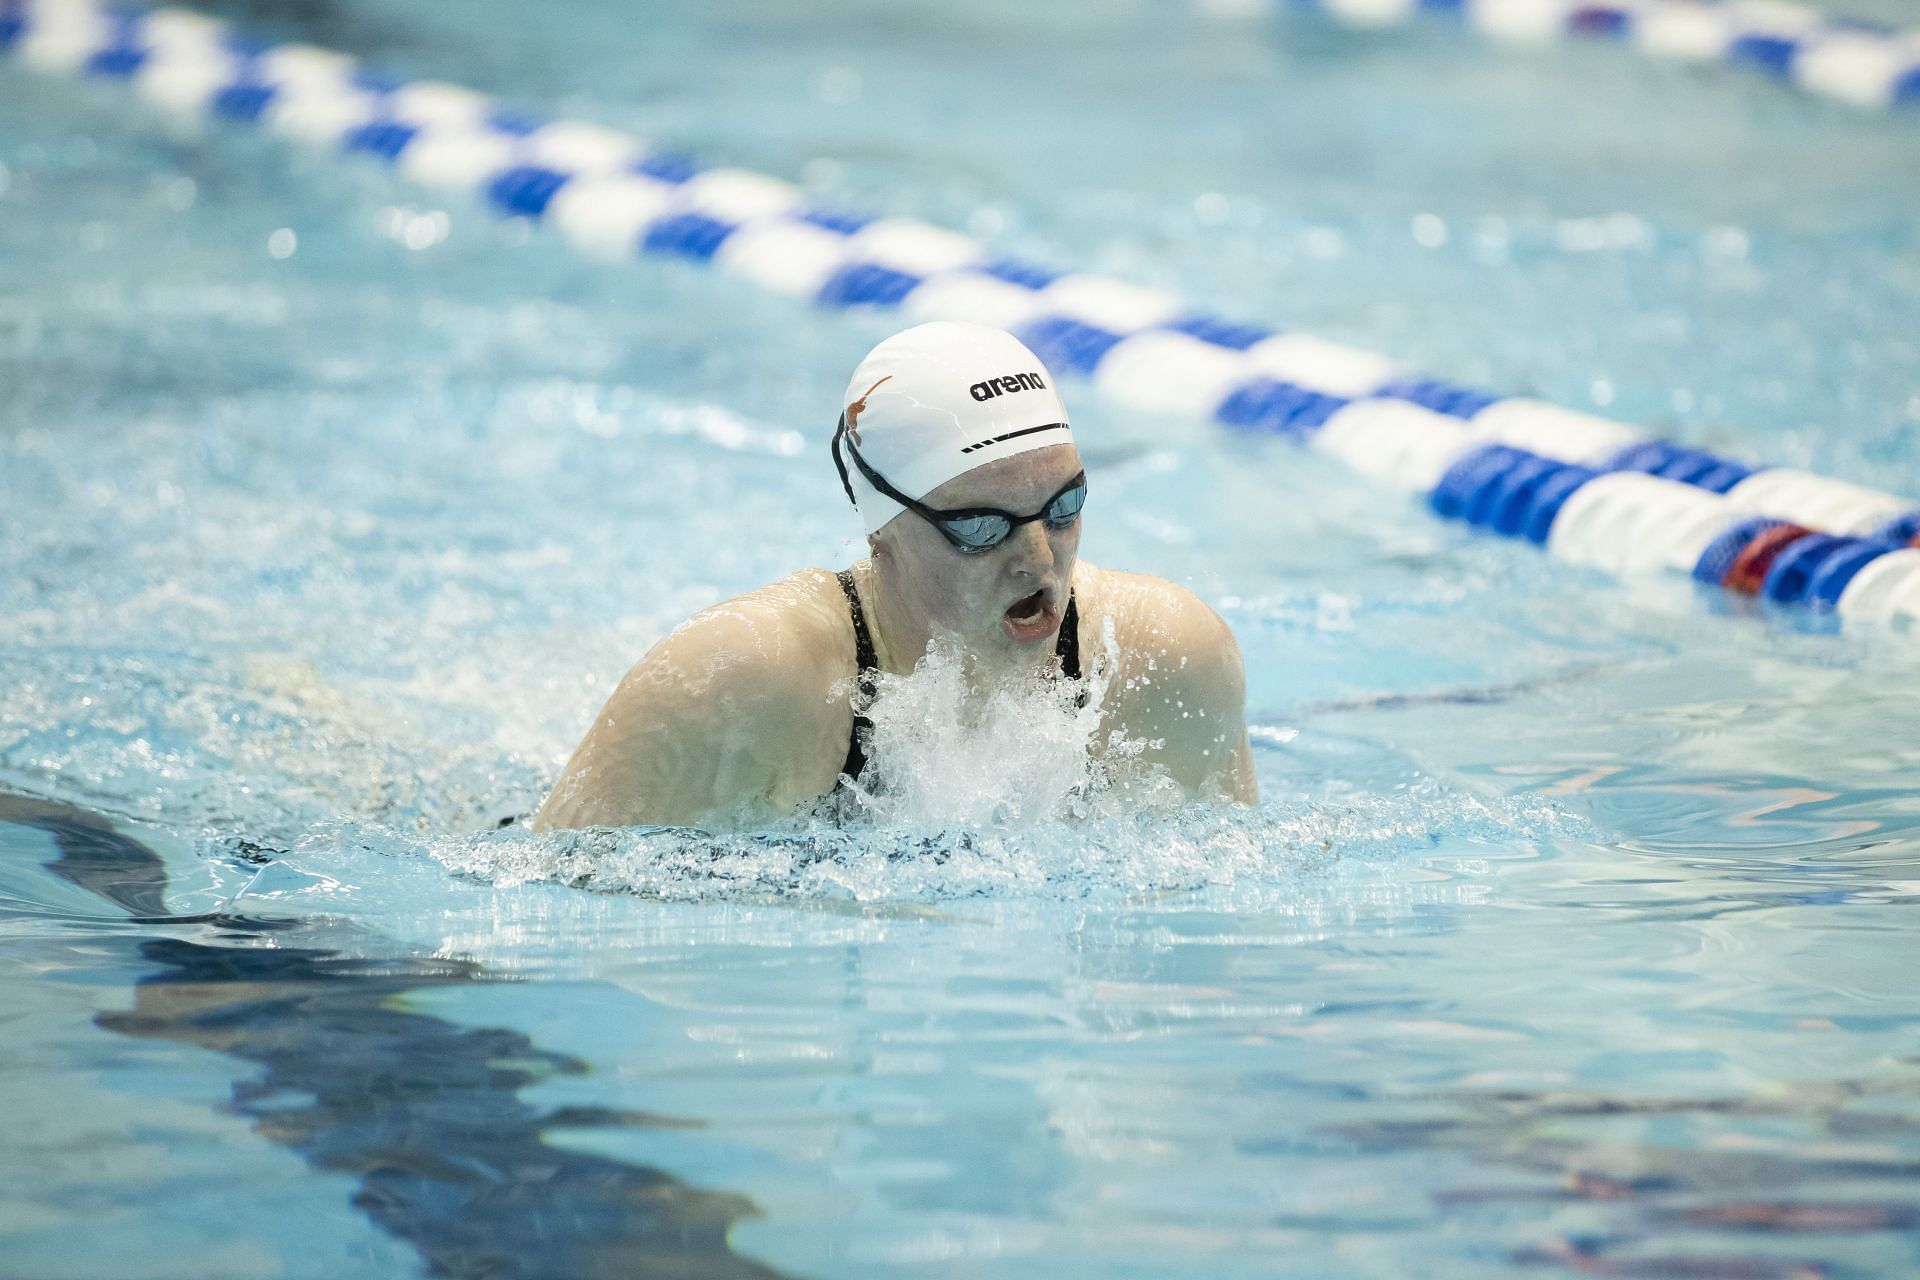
left=834, top=569, right=1081, bottom=785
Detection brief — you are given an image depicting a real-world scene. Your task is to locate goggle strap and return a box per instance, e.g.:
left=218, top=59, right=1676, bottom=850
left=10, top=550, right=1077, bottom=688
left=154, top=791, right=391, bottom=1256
left=831, top=414, right=859, bottom=508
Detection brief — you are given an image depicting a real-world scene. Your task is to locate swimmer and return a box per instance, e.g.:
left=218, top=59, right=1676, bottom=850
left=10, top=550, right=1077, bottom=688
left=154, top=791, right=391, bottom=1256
left=534, top=321, right=1257, bottom=830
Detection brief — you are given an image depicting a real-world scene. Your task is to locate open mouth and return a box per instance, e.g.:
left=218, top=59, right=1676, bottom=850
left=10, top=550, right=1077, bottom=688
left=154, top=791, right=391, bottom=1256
left=1005, top=589, right=1047, bottom=627
left=1001, top=587, right=1059, bottom=643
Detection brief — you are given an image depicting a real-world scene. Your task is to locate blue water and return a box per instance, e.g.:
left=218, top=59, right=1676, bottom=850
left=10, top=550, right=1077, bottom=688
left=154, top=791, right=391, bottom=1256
left=4, top=1, right=1920, bottom=1276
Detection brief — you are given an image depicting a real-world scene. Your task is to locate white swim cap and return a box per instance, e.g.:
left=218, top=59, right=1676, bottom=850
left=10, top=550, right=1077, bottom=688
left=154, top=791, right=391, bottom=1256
left=834, top=322, right=1074, bottom=535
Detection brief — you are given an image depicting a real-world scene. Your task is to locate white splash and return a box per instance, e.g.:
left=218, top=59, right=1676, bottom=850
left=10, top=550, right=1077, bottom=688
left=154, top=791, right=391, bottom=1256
left=420, top=780, right=1595, bottom=906
left=829, top=620, right=1180, bottom=828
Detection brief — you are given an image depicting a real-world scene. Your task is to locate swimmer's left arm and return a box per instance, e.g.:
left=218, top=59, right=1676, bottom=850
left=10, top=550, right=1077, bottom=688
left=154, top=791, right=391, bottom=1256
left=1129, top=588, right=1259, bottom=805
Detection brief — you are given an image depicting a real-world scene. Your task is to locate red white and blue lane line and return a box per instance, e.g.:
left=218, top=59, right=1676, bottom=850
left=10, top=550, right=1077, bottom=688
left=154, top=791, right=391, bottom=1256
left=8, top=0, right=1920, bottom=628
left=1200, top=0, right=1920, bottom=113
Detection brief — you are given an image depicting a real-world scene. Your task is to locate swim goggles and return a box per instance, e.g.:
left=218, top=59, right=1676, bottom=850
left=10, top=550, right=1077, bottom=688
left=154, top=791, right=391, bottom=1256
left=832, top=413, right=1087, bottom=555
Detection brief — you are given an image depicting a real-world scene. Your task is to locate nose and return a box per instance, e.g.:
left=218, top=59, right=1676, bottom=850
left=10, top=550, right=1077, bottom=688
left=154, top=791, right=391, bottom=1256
left=1003, top=517, right=1056, bottom=580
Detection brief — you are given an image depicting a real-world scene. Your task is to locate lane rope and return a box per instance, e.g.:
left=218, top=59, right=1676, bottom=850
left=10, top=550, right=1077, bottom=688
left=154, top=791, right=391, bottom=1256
left=1198, top=0, right=1920, bottom=113
left=8, top=0, right=1920, bottom=629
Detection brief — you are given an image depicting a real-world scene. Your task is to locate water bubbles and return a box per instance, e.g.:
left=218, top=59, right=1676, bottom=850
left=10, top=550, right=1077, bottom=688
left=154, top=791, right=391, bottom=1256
left=1411, top=213, right=1447, bottom=248
left=267, top=227, right=297, bottom=260
left=405, top=212, right=450, bottom=251
left=378, top=205, right=450, bottom=252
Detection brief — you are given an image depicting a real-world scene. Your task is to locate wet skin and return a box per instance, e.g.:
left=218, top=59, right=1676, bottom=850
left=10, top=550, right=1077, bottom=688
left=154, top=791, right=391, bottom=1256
left=534, top=444, right=1257, bottom=830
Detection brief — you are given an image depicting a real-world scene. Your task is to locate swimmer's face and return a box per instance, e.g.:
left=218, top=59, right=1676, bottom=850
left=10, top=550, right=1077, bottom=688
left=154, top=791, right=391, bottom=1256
left=875, top=443, right=1084, bottom=669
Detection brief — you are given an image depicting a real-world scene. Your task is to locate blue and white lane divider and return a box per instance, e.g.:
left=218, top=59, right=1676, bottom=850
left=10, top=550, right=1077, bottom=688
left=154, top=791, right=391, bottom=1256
left=10, top=0, right=1920, bottom=630
left=1200, top=0, right=1920, bottom=112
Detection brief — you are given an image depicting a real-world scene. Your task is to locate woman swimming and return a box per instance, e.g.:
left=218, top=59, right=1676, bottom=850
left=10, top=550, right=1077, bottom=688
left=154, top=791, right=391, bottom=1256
left=534, top=322, right=1256, bottom=830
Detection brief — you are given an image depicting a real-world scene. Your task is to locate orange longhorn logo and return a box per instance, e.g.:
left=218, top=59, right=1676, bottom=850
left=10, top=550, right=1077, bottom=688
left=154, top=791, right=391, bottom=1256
left=844, top=375, right=891, bottom=445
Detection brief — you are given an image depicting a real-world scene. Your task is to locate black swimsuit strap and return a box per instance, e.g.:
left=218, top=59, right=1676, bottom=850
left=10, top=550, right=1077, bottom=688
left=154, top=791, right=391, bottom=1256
left=836, top=570, right=876, bottom=784
left=1058, top=591, right=1080, bottom=681
left=836, top=569, right=879, bottom=682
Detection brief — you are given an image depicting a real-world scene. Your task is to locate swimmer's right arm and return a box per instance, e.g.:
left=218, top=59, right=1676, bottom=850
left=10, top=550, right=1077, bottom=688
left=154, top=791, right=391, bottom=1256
left=531, top=608, right=818, bottom=831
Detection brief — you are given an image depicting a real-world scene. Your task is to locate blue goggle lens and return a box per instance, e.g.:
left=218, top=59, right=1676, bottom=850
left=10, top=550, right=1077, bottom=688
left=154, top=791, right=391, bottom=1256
left=936, top=477, right=1087, bottom=554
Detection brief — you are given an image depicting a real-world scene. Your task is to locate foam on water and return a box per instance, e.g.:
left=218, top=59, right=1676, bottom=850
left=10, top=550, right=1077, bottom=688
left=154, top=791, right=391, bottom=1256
left=423, top=785, right=1593, bottom=905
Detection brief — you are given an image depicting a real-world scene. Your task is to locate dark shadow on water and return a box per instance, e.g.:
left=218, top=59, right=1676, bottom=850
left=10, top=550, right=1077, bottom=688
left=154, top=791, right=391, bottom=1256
left=5, top=795, right=793, bottom=1280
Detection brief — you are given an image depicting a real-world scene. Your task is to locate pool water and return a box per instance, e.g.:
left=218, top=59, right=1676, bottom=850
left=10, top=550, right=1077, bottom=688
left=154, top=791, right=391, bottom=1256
left=4, top=1, right=1920, bottom=1276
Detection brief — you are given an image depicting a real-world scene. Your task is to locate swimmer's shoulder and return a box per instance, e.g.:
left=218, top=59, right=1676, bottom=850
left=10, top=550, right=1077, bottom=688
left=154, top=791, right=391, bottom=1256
left=1073, top=564, right=1257, bottom=804
left=535, top=572, right=855, bottom=830
left=1073, top=562, right=1241, bottom=671
left=636, top=568, right=856, bottom=713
